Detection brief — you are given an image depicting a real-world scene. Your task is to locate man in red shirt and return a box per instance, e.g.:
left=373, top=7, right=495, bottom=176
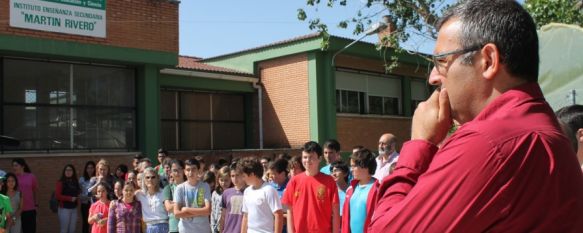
left=369, top=0, right=583, bottom=232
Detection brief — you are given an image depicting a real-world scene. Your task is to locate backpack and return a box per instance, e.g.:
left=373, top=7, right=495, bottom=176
left=49, top=191, right=58, bottom=213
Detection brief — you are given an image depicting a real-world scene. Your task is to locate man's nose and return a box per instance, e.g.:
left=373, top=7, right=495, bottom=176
left=428, top=67, right=442, bottom=86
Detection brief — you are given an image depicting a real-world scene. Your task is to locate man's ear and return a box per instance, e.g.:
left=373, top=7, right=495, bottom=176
left=577, top=128, right=583, bottom=144
left=479, top=43, right=500, bottom=80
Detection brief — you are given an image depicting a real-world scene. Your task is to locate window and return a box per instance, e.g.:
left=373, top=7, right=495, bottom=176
left=2, top=58, right=136, bottom=152
left=336, top=90, right=363, bottom=114
left=336, top=70, right=402, bottom=115
left=411, top=79, right=430, bottom=112
left=368, top=96, right=400, bottom=115
left=160, top=90, right=246, bottom=150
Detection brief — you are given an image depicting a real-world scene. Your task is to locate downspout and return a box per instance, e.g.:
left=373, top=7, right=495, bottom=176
left=252, top=81, right=264, bottom=149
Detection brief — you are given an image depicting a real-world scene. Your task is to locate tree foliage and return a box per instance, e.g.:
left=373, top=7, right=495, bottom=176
left=297, top=0, right=449, bottom=72
left=525, top=0, right=583, bottom=28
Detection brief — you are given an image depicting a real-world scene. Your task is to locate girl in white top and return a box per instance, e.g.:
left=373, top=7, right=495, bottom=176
left=135, top=167, right=168, bottom=233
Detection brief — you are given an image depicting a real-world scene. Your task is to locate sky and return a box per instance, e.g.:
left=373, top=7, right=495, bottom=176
left=178, top=0, right=526, bottom=59
left=178, top=0, right=437, bottom=59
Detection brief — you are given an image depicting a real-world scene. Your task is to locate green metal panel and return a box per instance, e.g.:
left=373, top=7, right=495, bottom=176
left=159, top=74, right=255, bottom=93
left=204, top=37, right=324, bottom=73
left=327, top=37, right=430, bottom=67
left=137, top=65, right=161, bottom=160
left=0, top=34, right=177, bottom=66
left=203, top=35, right=428, bottom=75
left=308, top=52, right=337, bottom=144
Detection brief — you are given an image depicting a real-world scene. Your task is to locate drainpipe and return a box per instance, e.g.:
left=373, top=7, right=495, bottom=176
left=252, top=81, right=264, bottom=149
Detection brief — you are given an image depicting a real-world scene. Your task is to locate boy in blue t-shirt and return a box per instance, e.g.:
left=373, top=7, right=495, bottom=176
left=174, top=159, right=212, bottom=233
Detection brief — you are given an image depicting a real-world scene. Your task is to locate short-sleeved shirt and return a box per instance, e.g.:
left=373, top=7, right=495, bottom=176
left=349, top=182, right=373, bottom=233
left=0, top=194, right=13, bottom=228
left=282, top=172, right=339, bottom=233
left=221, top=187, right=245, bottom=233
left=17, top=173, right=37, bottom=211
left=320, top=164, right=332, bottom=175
left=174, top=181, right=211, bottom=233
left=135, top=190, right=168, bottom=223
left=338, top=188, right=347, bottom=217
left=242, top=182, right=282, bottom=233
left=89, top=200, right=109, bottom=233
left=163, top=183, right=178, bottom=233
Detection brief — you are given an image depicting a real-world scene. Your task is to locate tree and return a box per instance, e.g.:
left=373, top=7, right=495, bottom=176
left=525, top=0, right=583, bottom=28
left=298, top=0, right=452, bottom=71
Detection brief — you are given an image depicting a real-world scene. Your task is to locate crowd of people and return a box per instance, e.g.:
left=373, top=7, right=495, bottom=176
left=0, top=140, right=396, bottom=233
left=1, top=0, right=583, bottom=232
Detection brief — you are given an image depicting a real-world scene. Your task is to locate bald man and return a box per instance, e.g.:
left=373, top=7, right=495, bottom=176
left=373, top=133, right=399, bottom=181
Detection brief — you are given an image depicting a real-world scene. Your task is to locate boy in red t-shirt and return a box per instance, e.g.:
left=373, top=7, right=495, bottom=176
left=282, top=141, right=340, bottom=233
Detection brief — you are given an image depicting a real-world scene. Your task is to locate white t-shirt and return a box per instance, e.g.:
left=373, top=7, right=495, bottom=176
left=242, top=182, right=282, bottom=233
left=135, top=190, right=168, bottom=223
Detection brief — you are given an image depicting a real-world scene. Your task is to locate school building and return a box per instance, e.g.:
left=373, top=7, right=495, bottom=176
left=0, top=1, right=429, bottom=232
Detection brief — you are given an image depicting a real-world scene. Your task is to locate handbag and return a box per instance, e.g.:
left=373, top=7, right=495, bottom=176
left=49, top=191, right=58, bottom=213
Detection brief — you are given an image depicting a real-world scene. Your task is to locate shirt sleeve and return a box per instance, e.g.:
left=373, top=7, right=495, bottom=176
left=267, top=186, right=282, bottom=213
left=241, top=188, right=248, bottom=214
left=107, top=202, right=116, bottom=233
left=281, top=177, right=295, bottom=206
left=329, top=178, right=339, bottom=205
left=163, top=185, right=172, bottom=201
left=220, top=190, right=227, bottom=209
left=174, top=185, right=184, bottom=206
left=204, top=183, right=212, bottom=202
left=369, top=132, right=500, bottom=232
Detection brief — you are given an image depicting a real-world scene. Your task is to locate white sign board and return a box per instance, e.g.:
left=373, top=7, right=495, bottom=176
left=10, top=0, right=106, bottom=38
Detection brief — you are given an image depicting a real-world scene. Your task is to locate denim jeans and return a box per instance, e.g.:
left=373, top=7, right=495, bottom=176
left=146, top=222, right=169, bottom=233
left=58, top=207, right=77, bottom=233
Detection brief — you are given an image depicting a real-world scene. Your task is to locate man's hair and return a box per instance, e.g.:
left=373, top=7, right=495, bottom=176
left=236, top=157, right=263, bottom=178
left=436, top=0, right=539, bottom=82
left=556, top=105, right=583, bottom=150
left=288, top=155, right=305, bottom=172
left=323, top=139, right=341, bottom=152
left=268, top=158, right=289, bottom=175
left=303, top=141, right=323, bottom=157
left=134, top=154, right=145, bottom=160
left=184, top=158, right=200, bottom=169
left=352, top=145, right=364, bottom=151
left=350, top=148, right=377, bottom=175
left=139, top=158, right=152, bottom=164
left=330, top=161, right=350, bottom=183
left=261, top=156, right=272, bottom=162
left=157, top=148, right=168, bottom=155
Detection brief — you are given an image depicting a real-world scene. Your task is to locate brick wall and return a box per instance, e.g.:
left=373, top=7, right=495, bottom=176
left=0, top=0, right=178, bottom=52
left=336, top=115, right=411, bottom=153
left=0, top=153, right=135, bottom=233
left=0, top=149, right=300, bottom=233
left=258, top=53, right=310, bottom=148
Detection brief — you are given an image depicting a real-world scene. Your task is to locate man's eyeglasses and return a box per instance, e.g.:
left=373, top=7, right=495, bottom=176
left=432, top=45, right=481, bottom=72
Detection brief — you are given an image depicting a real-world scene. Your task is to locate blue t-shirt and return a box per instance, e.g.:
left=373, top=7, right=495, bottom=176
left=338, top=188, right=346, bottom=217
left=349, top=181, right=373, bottom=233
left=320, top=164, right=332, bottom=175
left=269, top=178, right=289, bottom=199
